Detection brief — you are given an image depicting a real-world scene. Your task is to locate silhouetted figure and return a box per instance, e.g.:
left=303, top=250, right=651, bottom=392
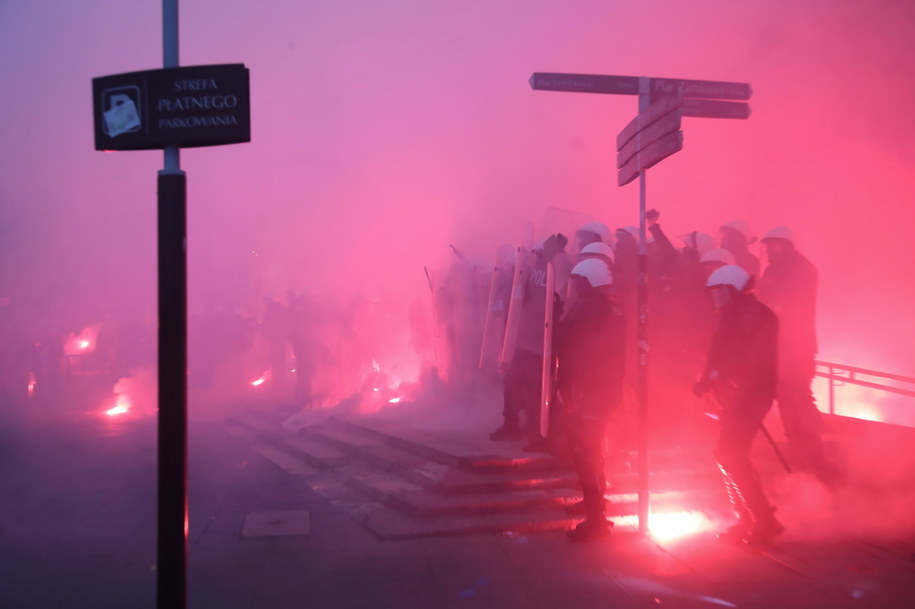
left=262, top=296, right=291, bottom=394
left=490, top=235, right=563, bottom=448
left=557, top=259, right=625, bottom=542
left=574, top=221, right=611, bottom=253
left=694, top=265, right=784, bottom=546
left=758, top=227, right=838, bottom=483
left=719, top=220, right=760, bottom=279
left=288, top=294, right=318, bottom=405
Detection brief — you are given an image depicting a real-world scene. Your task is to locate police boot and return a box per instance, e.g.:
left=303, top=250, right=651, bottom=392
left=716, top=474, right=753, bottom=543
left=566, top=518, right=613, bottom=542
left=489, top=424, right=522, bottom=441
left=564, top=496, right=610, bottom=516
left=716, top=515, right=753, bottom=544
left=745, top=509, right=785, bottom=547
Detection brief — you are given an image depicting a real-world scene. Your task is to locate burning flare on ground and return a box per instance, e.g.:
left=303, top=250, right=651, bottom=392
left=105, top=368, right=155, bottom=417
left=250, top=370, right=271, bottom=388
left=648, top=510, right=714, bottom=541
left=106, top=393, right=131, bottom=417
left=64, top=325, right=99, bottom=356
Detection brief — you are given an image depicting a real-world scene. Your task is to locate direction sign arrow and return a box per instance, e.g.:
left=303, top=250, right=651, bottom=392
left=617, top=130, right=683, bottom=187
left=530, top=73, right=752, bottom=101
left=529, top=72, right=639, bottom=95
left=616, top=95, right=682, bottom=151
left=649, top=77, right=751, bottom=101
left=681, top=98, right=751, bottom=119
left=617, top=111, right=681, bottom=168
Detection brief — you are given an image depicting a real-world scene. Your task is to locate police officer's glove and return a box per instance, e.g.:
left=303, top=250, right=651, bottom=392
left=693, top=377, right=714, bottom=398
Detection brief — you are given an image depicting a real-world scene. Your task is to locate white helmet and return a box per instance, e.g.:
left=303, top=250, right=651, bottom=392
left=580, top=241, right=614, bottom=263
left=700, top=247, right=736, bottom=266
left=761, top=226, right=795, bottom=244
left=706, top=264, right=750, bottom=291
left=615, top=226, right=639, bottom=244
left=680, top=231, right=716, bottom=255
left=721, top=220, right=751, bottom=239
left=571, top=258, right=612, bottom=287
left=577, top=221, right=611, bottom=243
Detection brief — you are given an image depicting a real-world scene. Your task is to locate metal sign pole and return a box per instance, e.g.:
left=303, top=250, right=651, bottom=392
left=636, top=77, right=650, bottom=536
left=157, top=1, right=188, bottom=608
left=529, top=69, right=751, bottom=538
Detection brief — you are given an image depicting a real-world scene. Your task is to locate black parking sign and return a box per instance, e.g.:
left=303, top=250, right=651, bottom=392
left=92, top=64, right=250, bottom=150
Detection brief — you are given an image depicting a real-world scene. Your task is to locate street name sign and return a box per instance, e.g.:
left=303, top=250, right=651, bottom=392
left=529, top=72, right=639, bottom=95
left=680, top=98, right=750, bottom=119
left=93, top=63, right=250, bottom=151
left=530, top=72, right=751, bottom=102
left=649, top=77, right=751, bottom=101
left=616, top=111, right=681, bottom=168
left=617, top=130, right=683, bottom=187
left=616, top=94, right=683, bottom=151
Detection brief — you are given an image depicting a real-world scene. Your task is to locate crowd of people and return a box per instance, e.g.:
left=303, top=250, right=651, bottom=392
left=475, top=213, right=837, bottom=543
left=0, top=209, right=838, bottom=547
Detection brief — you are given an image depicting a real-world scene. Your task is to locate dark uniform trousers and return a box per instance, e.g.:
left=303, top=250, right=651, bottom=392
left=566, top=387, right=614, bottom=520
left=502, top=348, right=543, bottom=436
left=714, top=391, right=774, bottom=521
left=776, top=358, right=827, bottom=472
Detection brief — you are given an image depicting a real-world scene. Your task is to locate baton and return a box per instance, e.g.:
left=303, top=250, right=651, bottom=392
left=704, top=395, right=792, bottom=474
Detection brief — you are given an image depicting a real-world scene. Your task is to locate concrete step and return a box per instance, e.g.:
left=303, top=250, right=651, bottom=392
left=293, top=471, right=579, bottom=540
left=331, top=416, right=718, bottom=477
left=226, top=407, right=729, bottom=539
left=299, top=422, right=579, bottom=494
left=280, top=434, right=351, bottom=469
left=333, top=417, right=561, bottom=472
left=310, top=422, right=718, bottom=496
left=229, top=412, right=285, bottom=438
left=236, top=410, right=722, bottom=497
left=347, top=473, right=724, bottom=520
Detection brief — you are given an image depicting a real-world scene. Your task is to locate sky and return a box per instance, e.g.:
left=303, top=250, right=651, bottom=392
left=2, top=0, right=915, bottom=378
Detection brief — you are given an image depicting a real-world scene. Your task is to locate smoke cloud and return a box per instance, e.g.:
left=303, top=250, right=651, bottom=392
left=1, top=1, right=914, bottom=415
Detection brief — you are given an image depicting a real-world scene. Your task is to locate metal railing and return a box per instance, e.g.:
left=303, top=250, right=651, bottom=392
left=815, top=360, right=915, bottom=416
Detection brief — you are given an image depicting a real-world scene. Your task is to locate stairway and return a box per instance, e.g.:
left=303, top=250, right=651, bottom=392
left=224, top=407, right=726, bottom=540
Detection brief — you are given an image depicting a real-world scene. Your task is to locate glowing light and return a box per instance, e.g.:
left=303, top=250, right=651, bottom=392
left=649, top=511, right=712, bottom=541
left=64, top=325, right=99, bottom=356
left=844, top=403, right=883, bottom=423
left=250, top=370, right=271, bottom=388
left=27, top=372, right=36, bottom=397
left=388, top=396, right=402, bottom=404
left=106, top=394, right=131, bottom=416
left=812, top=380, right=887, bottom=423
left=373, top=387, right=380, bottom=392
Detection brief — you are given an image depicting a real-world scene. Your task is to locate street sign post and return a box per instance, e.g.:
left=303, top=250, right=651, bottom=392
left=92, top=3, right=251, bottom=609
left=530, top=70, right=751, bottom=536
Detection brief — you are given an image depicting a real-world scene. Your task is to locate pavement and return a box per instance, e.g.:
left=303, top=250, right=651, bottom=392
left=2, top=384, right=915, bottom=609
